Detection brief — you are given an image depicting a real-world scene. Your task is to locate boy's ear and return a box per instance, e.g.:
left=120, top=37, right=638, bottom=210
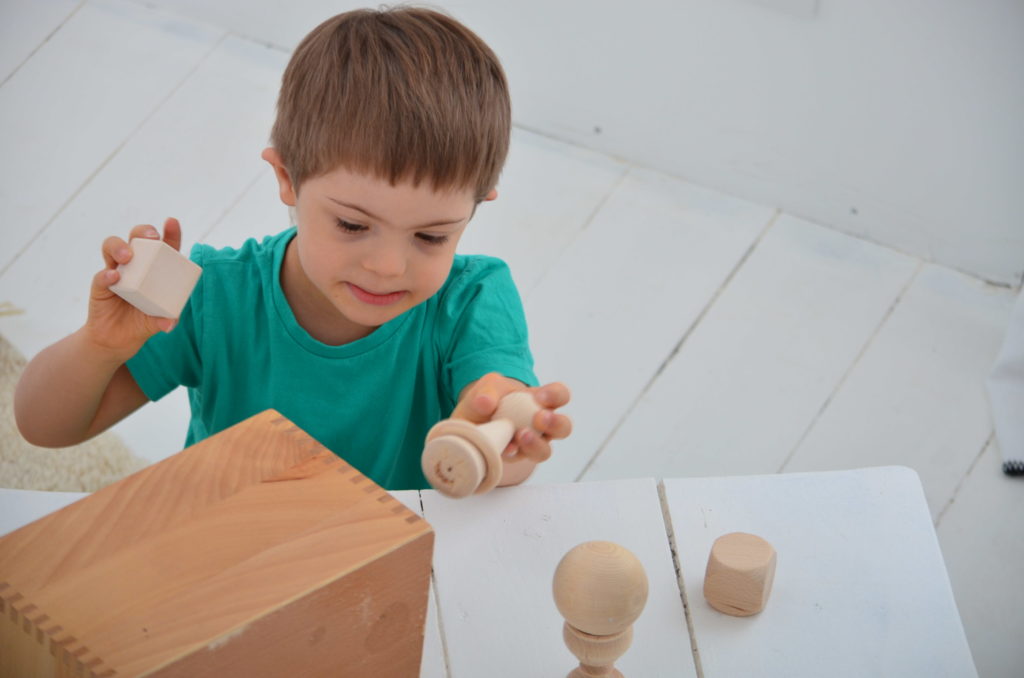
left=261, top=147, right=297, bottom=206
left=470, top=189, right=498, bottom=221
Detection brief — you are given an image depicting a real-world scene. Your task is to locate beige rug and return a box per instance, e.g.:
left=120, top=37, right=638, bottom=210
left=0, top=332, right=149, bottom=491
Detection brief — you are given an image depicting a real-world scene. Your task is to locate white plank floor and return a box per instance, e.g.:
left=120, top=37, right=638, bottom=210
left=0, top=1, right=1020, bottom=676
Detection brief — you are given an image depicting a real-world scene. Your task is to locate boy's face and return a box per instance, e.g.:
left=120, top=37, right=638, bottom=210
left=266, top=150, right=494, bottom=343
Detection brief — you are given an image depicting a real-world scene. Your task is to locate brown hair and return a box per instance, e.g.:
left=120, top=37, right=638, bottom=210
left=270, top=6, right=511, bottom=200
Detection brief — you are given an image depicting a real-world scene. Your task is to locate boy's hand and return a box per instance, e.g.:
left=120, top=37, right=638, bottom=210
left=86, top=218, right=183, bottom=359
left=452, top=372, right=573, bottom=464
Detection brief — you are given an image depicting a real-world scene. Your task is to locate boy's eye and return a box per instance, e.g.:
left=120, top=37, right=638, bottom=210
left=337, top=219, right=366, bottom=233
left=416, top=233, right=449, bottom=246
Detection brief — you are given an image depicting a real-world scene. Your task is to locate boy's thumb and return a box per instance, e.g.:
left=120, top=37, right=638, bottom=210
left=472, top=390, right=497, bottom=418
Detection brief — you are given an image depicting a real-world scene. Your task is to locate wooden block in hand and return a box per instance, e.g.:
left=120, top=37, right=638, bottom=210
left=0, top=410, right=434, bottom=678
left=703, top=532, right=777, bottom=616
left=109, top=237, right=202, bottom=318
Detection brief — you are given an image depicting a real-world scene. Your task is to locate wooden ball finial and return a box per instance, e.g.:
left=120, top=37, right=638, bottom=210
left=421, top=392, right=541, bottom=498
left=703, top=532, right=777, bottom=617
left=553, top=541, right=648, bottom=678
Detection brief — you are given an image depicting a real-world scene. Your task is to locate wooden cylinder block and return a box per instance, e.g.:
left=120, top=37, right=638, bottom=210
left=703, top=532, right=777, bottom=617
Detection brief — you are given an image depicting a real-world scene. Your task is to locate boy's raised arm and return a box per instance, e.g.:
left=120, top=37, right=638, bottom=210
left=14, top=219, right=183, bottom=447
left=15, top=335, right=148, bottom=447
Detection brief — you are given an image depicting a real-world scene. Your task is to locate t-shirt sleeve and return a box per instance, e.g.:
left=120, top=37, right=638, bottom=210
left=125, top=244, right=205, bottom=401
left=435, top=256, right=539, bottom=404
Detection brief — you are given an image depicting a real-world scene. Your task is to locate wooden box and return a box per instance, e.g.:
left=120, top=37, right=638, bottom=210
left=0, top=410, right=434, bottom=677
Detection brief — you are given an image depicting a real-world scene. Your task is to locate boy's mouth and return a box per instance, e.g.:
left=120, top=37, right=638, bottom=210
left=347, top=282, right=407, bottom=306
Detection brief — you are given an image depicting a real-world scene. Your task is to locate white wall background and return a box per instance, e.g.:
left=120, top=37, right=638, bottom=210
left=148, top=0, right=1024, bottom=286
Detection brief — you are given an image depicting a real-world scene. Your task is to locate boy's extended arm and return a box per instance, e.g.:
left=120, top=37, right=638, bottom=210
left=15, top=330, right=148, bottom=447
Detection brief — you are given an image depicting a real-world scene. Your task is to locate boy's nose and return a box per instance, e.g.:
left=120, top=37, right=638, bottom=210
left=362, top=245, right=407, bottom=278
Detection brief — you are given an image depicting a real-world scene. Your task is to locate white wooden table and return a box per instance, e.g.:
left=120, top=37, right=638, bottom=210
left=1, top=467, right=976, bottom=677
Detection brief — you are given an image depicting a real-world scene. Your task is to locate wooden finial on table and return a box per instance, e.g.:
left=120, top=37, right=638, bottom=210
left=552, top=541, right=649, bottom=678
left=703, top=532, right=777, bottom=616
left=421, top=391, right=541, bottom=498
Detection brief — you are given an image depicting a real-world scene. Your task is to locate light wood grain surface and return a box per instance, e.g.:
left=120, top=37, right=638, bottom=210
left=0, top=411, right=433, bottom=678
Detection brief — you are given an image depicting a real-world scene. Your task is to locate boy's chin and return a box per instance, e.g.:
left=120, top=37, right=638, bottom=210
left=336, top=300, right=409, bottom=330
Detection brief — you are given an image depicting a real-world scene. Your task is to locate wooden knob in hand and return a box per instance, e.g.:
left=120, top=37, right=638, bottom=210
left=421, top=391, right=540, bottom=498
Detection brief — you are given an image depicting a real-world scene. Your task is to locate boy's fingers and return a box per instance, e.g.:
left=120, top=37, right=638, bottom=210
left=154, top=317, right=177, bottom=333
left=533, top=411, right=573, bottom=441
left=102, top=221, right=181, bottom=271
left=471, top=390, right=498, bottom=419
left=91, top=268, right=120, bottom=293
left=464, top=372, right=511, bottom=422
left=535, top=382, right=571, bottom=408
left=129, top=224, right=161, bottom=241
left=101, top=236, right=131, bottom=268
left=104, top=226, right=158, bottom=269
left=162, top=217, right=182, bottom=252
left=515, top=429, right=552, bottom=462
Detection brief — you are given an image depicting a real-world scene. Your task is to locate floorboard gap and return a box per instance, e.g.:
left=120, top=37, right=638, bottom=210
left=776, top=260, right=924, bottom=474
left=574, top=208, right=780, bottom=482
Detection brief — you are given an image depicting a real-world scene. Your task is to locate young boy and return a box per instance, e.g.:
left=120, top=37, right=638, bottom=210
left=14, top=7, right=571, bottom=491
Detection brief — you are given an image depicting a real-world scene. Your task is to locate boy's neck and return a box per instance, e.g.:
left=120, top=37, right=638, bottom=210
left=280, top=239, right=376, bottom=346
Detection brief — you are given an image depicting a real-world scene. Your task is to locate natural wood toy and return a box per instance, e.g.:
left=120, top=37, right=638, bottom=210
left=109, top=237, right=202, bottom=318
left=0, top=410, right=434, bottom=678
left=421, top=390, right=541, bottom=498
left=703, top=531, right=777, bottom=617
left=552, top=541, right=649, bottom=678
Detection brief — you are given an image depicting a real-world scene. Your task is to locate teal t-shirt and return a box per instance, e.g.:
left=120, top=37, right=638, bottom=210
left=126, top=228, right=537, bottom=490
